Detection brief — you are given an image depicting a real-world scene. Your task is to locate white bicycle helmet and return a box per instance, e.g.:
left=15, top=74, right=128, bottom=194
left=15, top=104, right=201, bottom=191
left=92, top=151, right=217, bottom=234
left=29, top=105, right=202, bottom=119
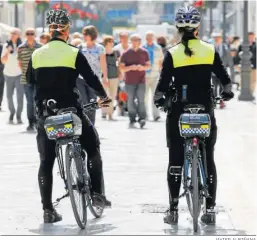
left=175, top=6, right=201, bottom=30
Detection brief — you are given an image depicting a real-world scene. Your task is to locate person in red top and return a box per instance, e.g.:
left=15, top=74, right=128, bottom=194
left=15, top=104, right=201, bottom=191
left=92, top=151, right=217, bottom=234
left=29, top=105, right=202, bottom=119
left=120, top=34, right=150, bottom=129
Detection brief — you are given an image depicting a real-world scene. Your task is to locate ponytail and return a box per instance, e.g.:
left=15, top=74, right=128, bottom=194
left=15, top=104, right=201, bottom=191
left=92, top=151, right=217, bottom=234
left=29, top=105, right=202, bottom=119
left=178, top=28, right=197, bottom=57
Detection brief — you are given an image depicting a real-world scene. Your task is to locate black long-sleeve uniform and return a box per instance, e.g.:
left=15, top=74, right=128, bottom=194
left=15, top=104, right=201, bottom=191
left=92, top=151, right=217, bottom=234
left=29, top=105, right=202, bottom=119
left=26, top=38, right=107, bottom=111
left=154, top=39, right=232, bottom=210
left=27, top=38, right=107, bottom=211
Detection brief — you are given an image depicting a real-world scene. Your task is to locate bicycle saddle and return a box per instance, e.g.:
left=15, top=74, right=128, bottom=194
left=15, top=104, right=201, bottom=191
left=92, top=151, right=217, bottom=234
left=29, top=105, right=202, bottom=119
left=184, top=104, right=205, bottom=112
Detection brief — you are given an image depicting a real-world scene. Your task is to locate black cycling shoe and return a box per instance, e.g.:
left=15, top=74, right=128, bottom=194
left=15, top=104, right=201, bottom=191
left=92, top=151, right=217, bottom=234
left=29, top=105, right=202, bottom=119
left=43, top=209, right=62, bottom=223
left=201, top=209, right=216, bottom=225
left=103, top=197, right=112, bottom=208
left=92, top=193, right=112, bottom=208
left=164, top=209, right=178, bottom=225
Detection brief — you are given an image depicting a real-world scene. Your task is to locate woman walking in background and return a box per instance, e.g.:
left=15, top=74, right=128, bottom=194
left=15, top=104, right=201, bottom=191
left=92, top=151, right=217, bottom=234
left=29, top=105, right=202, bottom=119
left=103, top=35, right=120, bottom=121
left=77, top=25, right=108, bottom=124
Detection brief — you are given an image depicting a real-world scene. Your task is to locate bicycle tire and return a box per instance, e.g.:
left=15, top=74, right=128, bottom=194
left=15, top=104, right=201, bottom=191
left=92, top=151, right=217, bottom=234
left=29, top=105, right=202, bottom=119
left=184, top=162, right=193, bottom=218
left=87, top=172, right=105, bottom=218
left=65, top=143, right=87, bottom=229
left=192, top=145, right=201, bottom=233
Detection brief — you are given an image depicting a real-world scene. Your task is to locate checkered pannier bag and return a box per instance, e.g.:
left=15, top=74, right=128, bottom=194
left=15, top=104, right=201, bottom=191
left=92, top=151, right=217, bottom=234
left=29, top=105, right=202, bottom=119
left=44, top=112, right=82, bottom=140
left=179, top=113, right=211, bottom=138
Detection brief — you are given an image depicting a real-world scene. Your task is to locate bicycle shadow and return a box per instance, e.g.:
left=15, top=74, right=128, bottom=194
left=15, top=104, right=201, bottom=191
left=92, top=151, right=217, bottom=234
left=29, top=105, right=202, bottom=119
left=29, top=216, right=116, bottom=235
left=141, top=203, right=248, bottom=236
left=164, top=224, right=248, bottom=236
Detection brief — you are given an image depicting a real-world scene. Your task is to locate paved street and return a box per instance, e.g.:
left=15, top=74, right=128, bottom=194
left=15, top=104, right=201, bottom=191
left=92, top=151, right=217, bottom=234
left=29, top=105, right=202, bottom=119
left=0, top=95, right=256, bottom=236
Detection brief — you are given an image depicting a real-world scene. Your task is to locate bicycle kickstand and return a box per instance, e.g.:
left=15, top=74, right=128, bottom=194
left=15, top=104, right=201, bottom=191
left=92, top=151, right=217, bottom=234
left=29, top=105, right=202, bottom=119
left=53, top=192, right=69, bottom=207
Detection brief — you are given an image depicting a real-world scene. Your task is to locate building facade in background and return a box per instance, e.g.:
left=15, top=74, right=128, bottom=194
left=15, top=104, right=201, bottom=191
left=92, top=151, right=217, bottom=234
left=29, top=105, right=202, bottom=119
left=0, top=0, right=256, bottom=41
left=0, top=1, right=35, bottom=41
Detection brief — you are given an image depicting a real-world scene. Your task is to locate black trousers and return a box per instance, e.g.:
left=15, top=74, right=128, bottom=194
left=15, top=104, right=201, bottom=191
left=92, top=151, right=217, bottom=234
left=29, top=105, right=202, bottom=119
left=0, top=70, right=4, bottom=107
left=166, top=106, right=217, bottom=210
left=37, top=112, right=103, bottom=210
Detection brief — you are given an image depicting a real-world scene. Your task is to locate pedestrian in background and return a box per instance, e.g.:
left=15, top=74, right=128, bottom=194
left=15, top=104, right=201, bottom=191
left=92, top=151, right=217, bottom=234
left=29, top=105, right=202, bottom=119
left=114, top=32, right=131, bottom=57
left=211, top=32, right=235, bottom=108
left=18, top=28, right=41, bottom=131
left=157, top=36, right=168, bottom=54
left=72, top=32, right=82, bottom=40
left=39, top=32, right=51, bottom=45
left=71, top=38, right=82, bottom=47
left=143, top=31, right=163, bottom=121
left=238, top=32, right=256, bottom=97
left=76, top=25, right=107, bottom=124
left=0, top=41, right=4, bottom=111
left=120, top=34, right=150, bottom=129
left=103, top=35, right=120, bottom=120
left=114, top=32, right=131, bottom=83
left=1, top=28, right=23, bottom=124
left=230, top=36, right=241, bottom=50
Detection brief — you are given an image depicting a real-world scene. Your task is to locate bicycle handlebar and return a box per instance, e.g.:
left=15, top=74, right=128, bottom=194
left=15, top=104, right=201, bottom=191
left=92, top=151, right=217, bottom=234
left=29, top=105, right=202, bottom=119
left=45, top=99, right=111, bottom=115
left=83, top=99, right=112, bottom=112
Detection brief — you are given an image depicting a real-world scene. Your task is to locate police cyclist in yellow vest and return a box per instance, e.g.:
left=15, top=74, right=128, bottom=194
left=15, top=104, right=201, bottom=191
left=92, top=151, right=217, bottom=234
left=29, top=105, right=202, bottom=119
left=154, top=6, right=234, bottom=225
left=26, top=9, right=111, bottom=223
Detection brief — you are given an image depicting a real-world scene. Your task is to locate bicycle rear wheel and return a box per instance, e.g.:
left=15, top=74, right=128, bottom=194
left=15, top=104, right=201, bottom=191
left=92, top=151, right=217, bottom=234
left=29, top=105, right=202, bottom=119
left=65, top=143, right=87, bottom=229
left=184, top=150, right=201, bottom=219
left=192, top=144, right=201, bottom=233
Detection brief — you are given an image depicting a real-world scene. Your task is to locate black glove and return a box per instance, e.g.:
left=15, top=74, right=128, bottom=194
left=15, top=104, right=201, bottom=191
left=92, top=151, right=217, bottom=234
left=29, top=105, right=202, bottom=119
left=221, top=91, right=234, bottom=101
left=154, top=97, right=165, bottom=108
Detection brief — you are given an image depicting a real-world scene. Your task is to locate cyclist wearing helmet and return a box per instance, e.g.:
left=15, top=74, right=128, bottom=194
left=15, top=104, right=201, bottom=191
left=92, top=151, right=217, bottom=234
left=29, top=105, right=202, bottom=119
left=26, top=9, right=111, bottom=223
left=154, top=6, right=234, bottom=225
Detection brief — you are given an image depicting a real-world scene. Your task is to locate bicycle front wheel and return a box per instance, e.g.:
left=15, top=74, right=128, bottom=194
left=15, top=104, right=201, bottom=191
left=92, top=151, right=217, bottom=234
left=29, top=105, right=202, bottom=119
left=65, top=143, right=87, bottom=229
left=87, top=172, right=105, bottom=218
left=192, top=144, right=201, bottom=233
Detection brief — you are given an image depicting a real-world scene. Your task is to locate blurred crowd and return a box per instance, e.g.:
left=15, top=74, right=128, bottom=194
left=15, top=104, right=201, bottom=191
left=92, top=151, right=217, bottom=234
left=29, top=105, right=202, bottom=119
left=0, top=25, right=256, bottom=131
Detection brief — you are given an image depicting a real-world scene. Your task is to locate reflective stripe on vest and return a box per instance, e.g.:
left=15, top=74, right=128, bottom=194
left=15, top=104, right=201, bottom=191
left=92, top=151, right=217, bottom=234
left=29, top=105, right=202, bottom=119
left=32, top=41, right=79, bottom=69
left=169, top=40, right=215, bottom=68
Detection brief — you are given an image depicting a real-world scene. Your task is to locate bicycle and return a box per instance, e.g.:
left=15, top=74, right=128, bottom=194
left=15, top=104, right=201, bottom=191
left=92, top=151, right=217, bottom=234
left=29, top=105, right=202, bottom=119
left=43, top=99, right=110, bottom=229
left=177, top=99, right=221, bottom=233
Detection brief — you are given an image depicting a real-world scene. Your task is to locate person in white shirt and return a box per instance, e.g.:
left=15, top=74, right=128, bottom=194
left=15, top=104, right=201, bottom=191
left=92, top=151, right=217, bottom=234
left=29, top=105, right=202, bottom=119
left=0, top=28, right=24, bottom=124
left=114, top=32, right=131, bottom=57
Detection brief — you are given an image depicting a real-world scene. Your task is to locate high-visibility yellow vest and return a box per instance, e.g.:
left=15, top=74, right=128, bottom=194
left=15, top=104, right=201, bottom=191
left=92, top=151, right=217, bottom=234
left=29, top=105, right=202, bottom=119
left=169, top=40, right=215, bottom=68
left=32, top=41, right=79, bottom=69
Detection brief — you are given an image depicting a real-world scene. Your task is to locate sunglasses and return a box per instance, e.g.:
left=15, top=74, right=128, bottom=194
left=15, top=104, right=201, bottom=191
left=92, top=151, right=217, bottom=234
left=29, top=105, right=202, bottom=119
left=26, top=32, right=35, bottom=36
